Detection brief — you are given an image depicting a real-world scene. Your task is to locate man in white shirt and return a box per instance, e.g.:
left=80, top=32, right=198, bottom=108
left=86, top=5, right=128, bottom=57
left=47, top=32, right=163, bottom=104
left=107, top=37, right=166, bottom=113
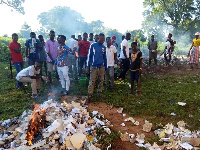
left=105, top=37, right=117, bottom=89
left=89, top=33, right=94, bottom=45
left=16, top=62, right=41, bottom=98
left=118, top=33, right=131, bottom=80
left=66, top=35, right=78, bottom=79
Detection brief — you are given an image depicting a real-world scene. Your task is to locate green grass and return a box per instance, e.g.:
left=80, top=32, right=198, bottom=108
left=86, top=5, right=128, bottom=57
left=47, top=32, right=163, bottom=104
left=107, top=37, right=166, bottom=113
left=1, top=62, right=200, bottom=132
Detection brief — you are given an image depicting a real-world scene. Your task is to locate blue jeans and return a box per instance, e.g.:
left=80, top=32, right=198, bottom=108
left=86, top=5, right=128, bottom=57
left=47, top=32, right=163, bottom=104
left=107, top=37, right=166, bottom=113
left=13, top=62, right=24, bottom=87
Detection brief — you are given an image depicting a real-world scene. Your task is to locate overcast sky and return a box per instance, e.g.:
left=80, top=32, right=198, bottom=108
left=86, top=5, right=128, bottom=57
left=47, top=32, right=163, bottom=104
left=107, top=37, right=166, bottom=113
left=0, top=0, right=144, bottom=36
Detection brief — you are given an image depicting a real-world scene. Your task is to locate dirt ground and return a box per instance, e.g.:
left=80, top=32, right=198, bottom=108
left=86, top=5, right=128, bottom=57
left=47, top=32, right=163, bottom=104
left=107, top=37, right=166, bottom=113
left=61, top=96, right=154, bottom=150
left=60, top=62, right=200, bottom=149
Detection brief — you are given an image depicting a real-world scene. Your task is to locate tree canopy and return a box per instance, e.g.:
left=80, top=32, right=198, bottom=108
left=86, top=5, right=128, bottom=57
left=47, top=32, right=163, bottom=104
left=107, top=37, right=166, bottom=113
left=143, top=0, right=200, bottom=41
left=0, top=0, right=25, bottom=14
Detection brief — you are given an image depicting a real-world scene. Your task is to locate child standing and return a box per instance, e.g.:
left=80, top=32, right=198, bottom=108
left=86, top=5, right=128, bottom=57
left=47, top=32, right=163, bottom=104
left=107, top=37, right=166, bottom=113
left=129, top=42, right=142, bottom=95
left=55, top=35, right=70, bottom=96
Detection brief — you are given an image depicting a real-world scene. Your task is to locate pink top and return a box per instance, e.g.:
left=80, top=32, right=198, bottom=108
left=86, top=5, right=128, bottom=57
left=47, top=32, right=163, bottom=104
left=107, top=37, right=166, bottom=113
left=45, top=39, right=59, bottom=62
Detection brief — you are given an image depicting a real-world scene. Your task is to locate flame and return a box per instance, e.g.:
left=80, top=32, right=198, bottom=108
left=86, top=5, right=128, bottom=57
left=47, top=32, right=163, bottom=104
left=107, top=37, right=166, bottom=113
left=25, top=104, right=46, bottom=145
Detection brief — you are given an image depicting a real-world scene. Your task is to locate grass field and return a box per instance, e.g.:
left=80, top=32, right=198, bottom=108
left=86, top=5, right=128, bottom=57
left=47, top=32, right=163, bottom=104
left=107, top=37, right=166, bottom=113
left=1, top=62, right=200, bottom=132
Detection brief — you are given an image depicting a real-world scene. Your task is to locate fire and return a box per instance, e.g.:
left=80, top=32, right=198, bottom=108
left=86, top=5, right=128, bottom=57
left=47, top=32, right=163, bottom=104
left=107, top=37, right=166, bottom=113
left=25, top=104, right=46, bottom=145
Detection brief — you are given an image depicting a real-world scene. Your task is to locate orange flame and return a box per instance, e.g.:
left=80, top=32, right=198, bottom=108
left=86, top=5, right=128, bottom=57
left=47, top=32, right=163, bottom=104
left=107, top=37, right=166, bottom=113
left=25, top=104, right=46, bottom=145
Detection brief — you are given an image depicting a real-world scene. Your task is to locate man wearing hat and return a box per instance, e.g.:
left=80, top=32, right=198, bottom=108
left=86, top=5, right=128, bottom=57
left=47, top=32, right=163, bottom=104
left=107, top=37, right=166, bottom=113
left=147, top=35, right=158, bottom=66
left=134, top=37, right=140, bottom=51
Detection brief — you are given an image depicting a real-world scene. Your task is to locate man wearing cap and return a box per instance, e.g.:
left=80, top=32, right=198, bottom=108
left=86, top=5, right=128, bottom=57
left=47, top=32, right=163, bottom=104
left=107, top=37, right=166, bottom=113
left=148, top=35, right=158, bottom=66
left=134, top=37, right=140, bottom=51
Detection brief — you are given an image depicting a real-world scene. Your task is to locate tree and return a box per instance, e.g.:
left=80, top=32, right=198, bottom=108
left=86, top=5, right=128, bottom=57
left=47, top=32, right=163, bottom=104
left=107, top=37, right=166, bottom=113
left=128, top=29, right=147, bottom=42
left=143, top=0, right=200, bottom=41
left=90, top=20, right=105, bottom=33
left=19, top=22, right=31, bottom=39
left=0, top=0, right=25, bottom=14
left=38, top=6, right=85, bottom=38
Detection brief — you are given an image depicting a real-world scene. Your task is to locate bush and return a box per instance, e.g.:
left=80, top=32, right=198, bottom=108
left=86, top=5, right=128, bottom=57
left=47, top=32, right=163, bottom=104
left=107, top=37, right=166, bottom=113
left=0, top=36, right=26, bottom=62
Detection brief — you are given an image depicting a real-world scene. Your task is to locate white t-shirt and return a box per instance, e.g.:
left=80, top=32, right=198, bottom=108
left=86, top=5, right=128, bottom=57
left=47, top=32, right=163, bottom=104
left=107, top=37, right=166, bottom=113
left=106, top=45, right=117, bottom=67
left=66, top=38, right=78, bottom=50
left=120, top=39, right=129, bottom=59
left=16, top=66, right=40, bottom=80
left=165, top=41, right=171, bottom=53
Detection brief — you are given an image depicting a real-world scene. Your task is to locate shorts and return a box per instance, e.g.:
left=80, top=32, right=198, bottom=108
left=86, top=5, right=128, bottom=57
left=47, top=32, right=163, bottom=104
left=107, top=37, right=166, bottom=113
left=47, top=62, right=56, bottom=72
left=130, top=70, right=139, bottom=82
left=68, top=54, right=76, bottom=66
left=149, top=51, right=157, bottom=59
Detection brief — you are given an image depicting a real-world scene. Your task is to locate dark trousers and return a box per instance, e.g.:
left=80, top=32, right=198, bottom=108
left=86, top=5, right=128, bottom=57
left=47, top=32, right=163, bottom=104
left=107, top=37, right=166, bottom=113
left=39, top=61, right=47, bottom=76
left=28, top=58, right=37, bottom=66
left=78, top=56, right=87, bottom=76
left=13, top=62, right=24, bottom=87
left=118, top=59, right=130, bottom=79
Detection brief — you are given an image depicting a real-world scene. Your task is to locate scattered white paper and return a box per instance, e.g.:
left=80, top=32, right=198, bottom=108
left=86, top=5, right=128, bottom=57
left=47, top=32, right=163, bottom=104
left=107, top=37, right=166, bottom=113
left=117, top=108, right=123, bottom=113
left=180, top=142, right=193, bottom=149
left=178, top=102, right=186, bottom=106
left=171, top=112, right=176, bottom=116
left=92, top=111, right=98, bottom=116
left=121, top=123, right=126, bottom=127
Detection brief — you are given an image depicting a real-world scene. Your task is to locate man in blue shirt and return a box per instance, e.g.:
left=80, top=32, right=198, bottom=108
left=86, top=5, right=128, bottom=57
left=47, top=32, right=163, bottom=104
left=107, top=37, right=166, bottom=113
left=86, top=33, right=108, bottom=104
left=25, top=32, right=42, bottom=66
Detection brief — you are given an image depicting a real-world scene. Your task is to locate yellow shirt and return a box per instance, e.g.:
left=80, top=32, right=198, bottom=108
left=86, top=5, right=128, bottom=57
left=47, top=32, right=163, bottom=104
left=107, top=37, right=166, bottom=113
left=193, top=38, right=200, bottom=46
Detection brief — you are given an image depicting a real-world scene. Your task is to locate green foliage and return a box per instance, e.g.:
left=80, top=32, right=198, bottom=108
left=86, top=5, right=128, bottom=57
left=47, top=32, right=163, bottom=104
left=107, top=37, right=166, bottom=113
left=128, top=29, right=147, bottom=42
left=0, top=36, right=26, bottom=62
left=143, top=0, right=200, bottom=41
left=0, top=0, right=25, bottom=14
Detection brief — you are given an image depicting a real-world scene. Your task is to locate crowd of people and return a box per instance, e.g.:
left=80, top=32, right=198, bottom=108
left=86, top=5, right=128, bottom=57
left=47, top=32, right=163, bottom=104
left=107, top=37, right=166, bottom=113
left=8, top=30, right=199, bottom=104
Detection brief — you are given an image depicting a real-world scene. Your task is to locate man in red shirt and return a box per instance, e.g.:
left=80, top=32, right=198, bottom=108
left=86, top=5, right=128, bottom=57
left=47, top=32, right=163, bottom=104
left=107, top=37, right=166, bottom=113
left=9, top=33, right=24, bottom=90
left=78, top=32, right=90, bottom=76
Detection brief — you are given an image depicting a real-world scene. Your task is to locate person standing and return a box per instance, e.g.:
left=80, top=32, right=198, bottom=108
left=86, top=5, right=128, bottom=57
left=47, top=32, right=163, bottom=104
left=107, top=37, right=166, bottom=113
left=94, top=34, right=99, bottom=42
left=66, top=35, right=78, bottom=79
left=89, top=33, right=94, bottom=45
left=45, top=30, right=59, bottom=86
left=188, top=32, right=200, bottom=69
left=105, top=37, right=117, bottom=90
left=78, top=35, right=82, bottom=41
left=161, top=33, right=175, bottom=66
left=78, top=32, right=90, bottom=76
left=86, top=33, right=108, bottom=104
left=55, top=35, right=70, bottom=96
left=9, top=33, right=24, bottom=90
left=16, top=62, right=41, bottom=98
left=148, top=35, right=158, bottom=66
left=111, top=36, right=118, bottom=49
left=129, top=42, right=142, bottom=95
left=134, top=37, right=140, bottom=51
left=38, top=35, right=47, bottom=79
left=118, top=33, right=131, bottom=80
left=25, top=32, right=42, bottom=66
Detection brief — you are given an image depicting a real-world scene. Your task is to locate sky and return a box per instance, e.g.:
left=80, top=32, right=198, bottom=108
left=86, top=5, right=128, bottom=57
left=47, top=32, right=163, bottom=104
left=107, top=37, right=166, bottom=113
left=0, top=0, right=145, bottom=36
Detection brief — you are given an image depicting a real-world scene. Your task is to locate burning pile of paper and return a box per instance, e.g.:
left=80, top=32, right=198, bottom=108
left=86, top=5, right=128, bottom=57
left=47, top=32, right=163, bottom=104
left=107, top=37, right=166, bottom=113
left=0, top=100, right=113, bottom=150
